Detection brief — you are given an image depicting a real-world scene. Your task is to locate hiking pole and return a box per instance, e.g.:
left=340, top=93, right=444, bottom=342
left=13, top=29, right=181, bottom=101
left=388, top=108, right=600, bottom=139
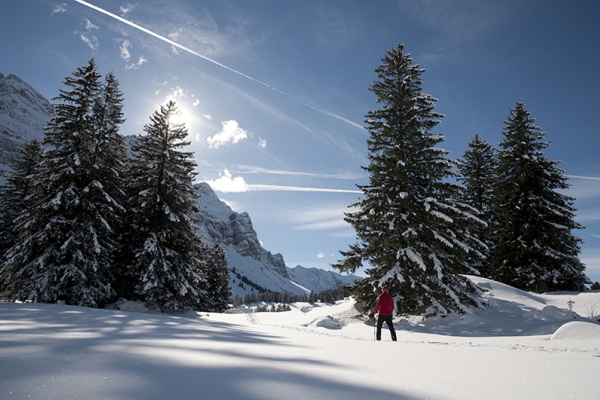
left=373, top=313, right=377, bottom=341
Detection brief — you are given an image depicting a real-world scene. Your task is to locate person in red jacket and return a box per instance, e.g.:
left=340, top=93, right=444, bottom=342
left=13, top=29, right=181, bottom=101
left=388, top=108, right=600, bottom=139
left=373, top=285, right=397, bottom=341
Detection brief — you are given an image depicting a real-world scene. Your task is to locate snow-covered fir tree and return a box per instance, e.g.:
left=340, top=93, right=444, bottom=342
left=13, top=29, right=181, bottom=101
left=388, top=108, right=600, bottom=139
left=490, top=102, right=588, bottom=292
left=203, top=241, right=232, bottom=312
left=91, top=71, right=129, bottom=296
left=0, top=139, right=43, bottom=269
left=457, top=134, right=497, bottom=277
left=1, top=59, right=126, bottom=306
left=126, top=101, right=208, bottom=310
left=91, top=71, right=128, bottom=209
left=333, top=44, right=485, bottom=316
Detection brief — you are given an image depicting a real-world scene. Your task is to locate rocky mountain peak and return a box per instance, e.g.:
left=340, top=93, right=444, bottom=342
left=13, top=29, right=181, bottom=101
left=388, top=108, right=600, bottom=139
left=0, top=72, right=54, bottom=164
left=195, top=182, right=289, bottom=281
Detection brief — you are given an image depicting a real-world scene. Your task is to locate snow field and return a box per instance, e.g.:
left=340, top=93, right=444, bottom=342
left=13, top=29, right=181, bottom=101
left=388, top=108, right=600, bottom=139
left=1, top=277, right=599, bottom=399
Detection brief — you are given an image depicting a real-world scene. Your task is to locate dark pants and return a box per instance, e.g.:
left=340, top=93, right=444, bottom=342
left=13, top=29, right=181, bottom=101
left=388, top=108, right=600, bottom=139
left=376, top=314, right=397, bottom=341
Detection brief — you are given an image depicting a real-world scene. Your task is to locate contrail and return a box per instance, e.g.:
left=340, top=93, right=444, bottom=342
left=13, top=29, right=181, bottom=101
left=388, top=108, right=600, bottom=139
left=567, top=175, right=600, bottom=181
left=74, top=0, right=364, bottom=130
left=203, top=169, right=362, bottom=194
left=247, top=184, right=361, bottom=193
left=232, top=165, right=365, bottom=180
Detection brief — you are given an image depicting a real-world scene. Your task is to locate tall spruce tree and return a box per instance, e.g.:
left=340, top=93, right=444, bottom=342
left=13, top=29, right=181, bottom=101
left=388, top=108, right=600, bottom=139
left=92, top=71, right=129, bottom=296
left=457, top=134, right=497, bottom=277
left=127, top=101, right=208, bottom=310
left=333, top=44, right=485, bottom=316
left=490, top=102, right=588, bottom=292
left=1, top=59, right=125, bottom=306
left=91, top=71, right=128, bottom=207
left=203, top=241, right=231, bottom=312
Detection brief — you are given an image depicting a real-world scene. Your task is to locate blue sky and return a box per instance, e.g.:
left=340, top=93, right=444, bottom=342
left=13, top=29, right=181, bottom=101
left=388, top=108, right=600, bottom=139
left=2, top=0, right=600, bottom=283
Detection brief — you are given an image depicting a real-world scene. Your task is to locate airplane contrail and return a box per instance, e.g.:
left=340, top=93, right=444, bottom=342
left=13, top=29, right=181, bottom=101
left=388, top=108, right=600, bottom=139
left=203, top=169, right=362, bottom=193
left=74, top=0, right=364, bottom=130
left=247, top=184, right=361, bottom=193
left=567, top=175, right=600, bottom=181
left=232, top=165, right=365, bottom=180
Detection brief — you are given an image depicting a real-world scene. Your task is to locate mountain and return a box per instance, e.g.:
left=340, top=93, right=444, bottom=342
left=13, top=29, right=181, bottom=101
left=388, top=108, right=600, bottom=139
left=194, top=183, right=362, bottom=296
left=286, top=265, right=361, bottom=293
left=0, top=72, right=54, bottom=166
left=195, top=182, right=310, bottom=296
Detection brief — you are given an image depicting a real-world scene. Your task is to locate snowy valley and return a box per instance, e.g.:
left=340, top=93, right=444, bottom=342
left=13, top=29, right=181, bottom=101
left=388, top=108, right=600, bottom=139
left=0, top=71, right=599, bottom=400
left=1, top=276, right=599, bottom=399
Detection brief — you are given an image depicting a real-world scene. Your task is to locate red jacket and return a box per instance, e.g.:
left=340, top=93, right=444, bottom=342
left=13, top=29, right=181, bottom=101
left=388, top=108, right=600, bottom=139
left=374, top=292, right=394, bottom=316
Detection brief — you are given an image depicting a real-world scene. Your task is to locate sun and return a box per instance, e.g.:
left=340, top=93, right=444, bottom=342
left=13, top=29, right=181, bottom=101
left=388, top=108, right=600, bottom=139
left=166, top=103, right=191, bottom=129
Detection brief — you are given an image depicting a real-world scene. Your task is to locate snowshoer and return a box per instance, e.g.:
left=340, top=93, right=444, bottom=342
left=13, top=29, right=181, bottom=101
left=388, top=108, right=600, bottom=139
left=373, top=286, right=397, bottom=341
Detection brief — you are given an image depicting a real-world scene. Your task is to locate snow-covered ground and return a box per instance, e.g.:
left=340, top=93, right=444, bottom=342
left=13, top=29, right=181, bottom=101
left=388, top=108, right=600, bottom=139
left=1, top=276, right=599, bottom=399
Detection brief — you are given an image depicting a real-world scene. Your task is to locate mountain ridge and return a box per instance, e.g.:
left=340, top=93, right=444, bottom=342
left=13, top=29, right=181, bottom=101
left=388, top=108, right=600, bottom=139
left=0, top=72, right=54, bottom=166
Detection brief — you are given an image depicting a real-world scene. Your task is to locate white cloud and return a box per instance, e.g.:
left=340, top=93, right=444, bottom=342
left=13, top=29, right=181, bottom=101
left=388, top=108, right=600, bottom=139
left=207, top=120, right=248, bottom=148
left=258, top=138, right=267, bottom=148
left=84, top=18, right=98, bottom=30
left=317, top=251, right=325, bottom=259
left=118, top=39, right=132, bottom=60
left=164, top=86, right=187, bottom=101
left=52, top=3, right=67, bottom=15
left=193, top=99, right=200, bottom=107
left=126, top=55, right=147, bottom=70
left=80, top=34, right=99, bottom=51
left=204, top=169, right=248, bottom=193
left=120, top=3, right=136, bottom=16
left=204, top=114, right=212, bottom=120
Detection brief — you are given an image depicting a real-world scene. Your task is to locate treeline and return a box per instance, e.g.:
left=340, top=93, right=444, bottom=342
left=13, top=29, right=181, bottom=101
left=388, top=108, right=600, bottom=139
left=0, top=59, right=231, bottom=312
left=230, top=267, right=271, bottom=293
left=334, top=43, right=590, bottom=316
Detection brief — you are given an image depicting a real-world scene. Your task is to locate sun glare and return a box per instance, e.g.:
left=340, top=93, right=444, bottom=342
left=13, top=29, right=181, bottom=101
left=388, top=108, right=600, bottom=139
left=166, top=103, right=191, bottom=129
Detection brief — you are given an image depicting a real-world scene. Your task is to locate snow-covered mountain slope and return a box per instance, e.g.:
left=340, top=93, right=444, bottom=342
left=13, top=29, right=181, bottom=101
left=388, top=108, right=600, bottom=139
left=0, top=72, right=54, bottom=165
left=287, top=265, right=361, bottom=293
left=195, top=182, right=309, bottom=296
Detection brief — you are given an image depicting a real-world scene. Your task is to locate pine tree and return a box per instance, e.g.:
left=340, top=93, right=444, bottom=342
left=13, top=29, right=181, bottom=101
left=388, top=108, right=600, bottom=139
left=1, top=59, right=125, bottom=306
left=457, top=134, right=497, bottom=277
left=333, top=44, right=485, bottom=316
left=490, top=102, right=588, bottom=292
left=127, top=101, right=208, bottom=310
left=204, top=241, right=231, bottom=312
left=92, top=71, right=129, bottom=297
left=91, top=71, right=128, bottom=207
left=0, top=139, right=44, bottom=271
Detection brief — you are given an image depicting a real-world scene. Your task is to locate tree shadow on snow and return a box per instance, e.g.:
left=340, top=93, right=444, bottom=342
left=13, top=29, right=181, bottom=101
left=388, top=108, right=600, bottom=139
left=0, top=303, right=423, bottom=400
